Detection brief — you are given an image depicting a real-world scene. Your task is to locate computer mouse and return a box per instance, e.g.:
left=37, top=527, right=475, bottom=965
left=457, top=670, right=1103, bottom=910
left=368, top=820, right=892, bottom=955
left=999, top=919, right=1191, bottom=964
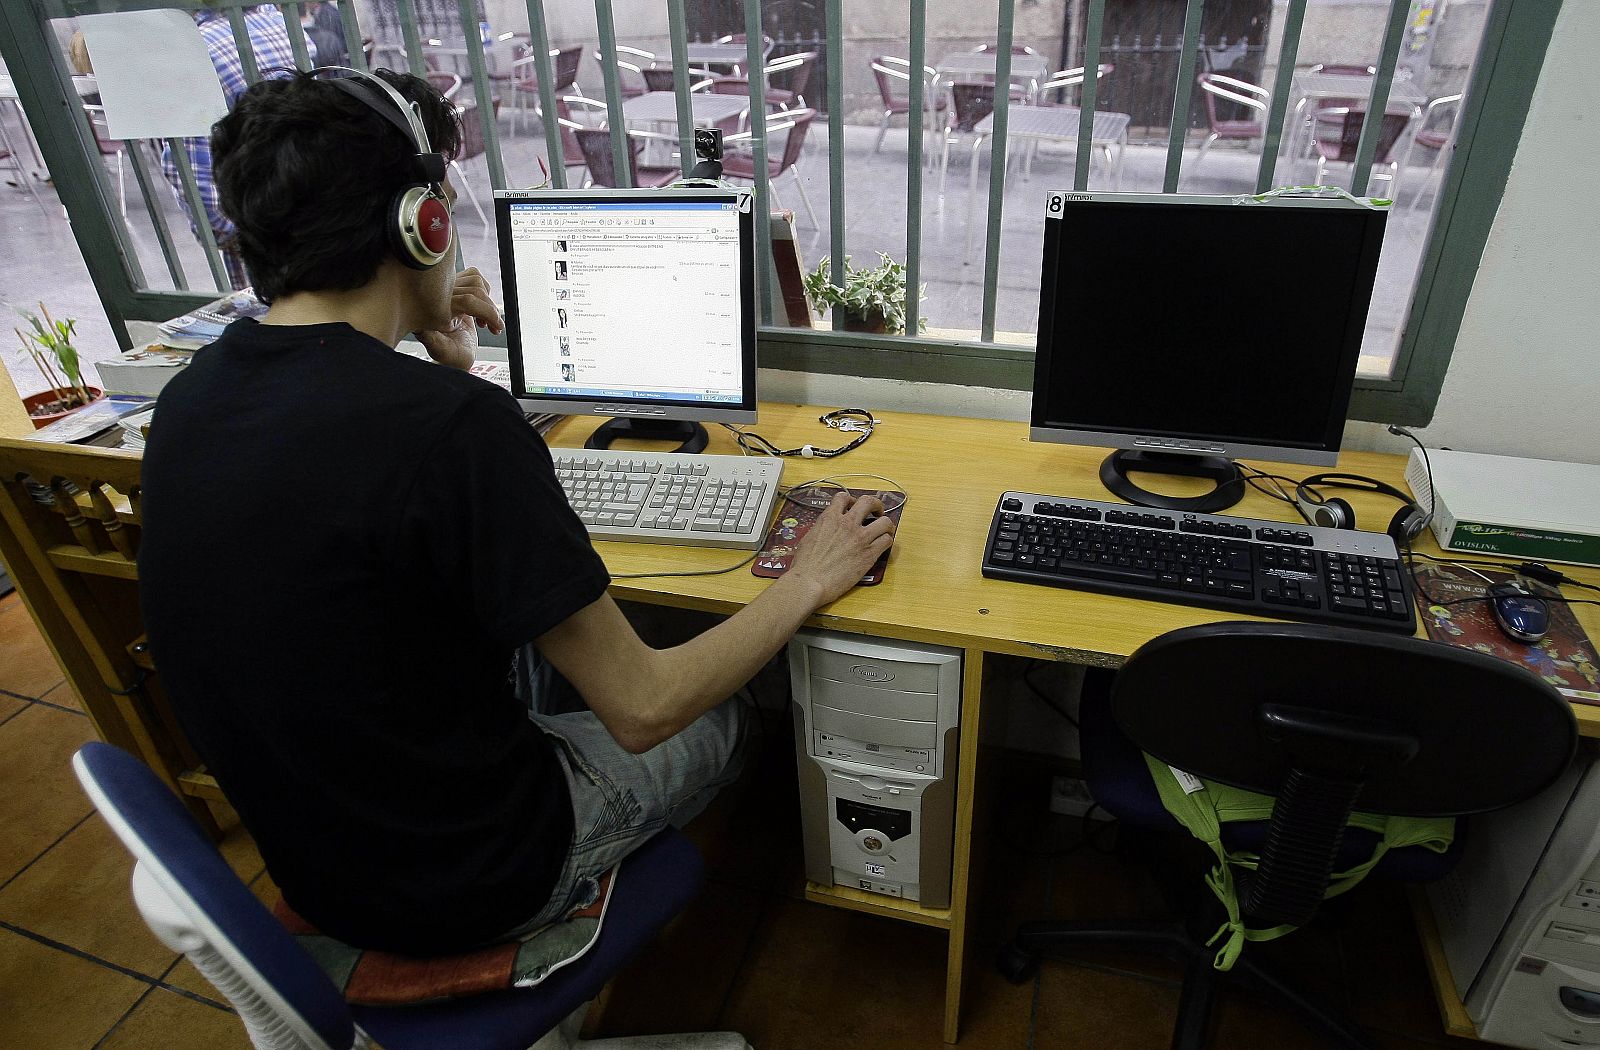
left=1486, top=582, right=1550, bottom=644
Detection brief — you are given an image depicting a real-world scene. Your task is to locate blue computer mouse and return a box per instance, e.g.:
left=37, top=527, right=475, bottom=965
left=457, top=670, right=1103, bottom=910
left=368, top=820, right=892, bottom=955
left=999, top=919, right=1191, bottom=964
left=1486, top=582, right=1550, bottom=644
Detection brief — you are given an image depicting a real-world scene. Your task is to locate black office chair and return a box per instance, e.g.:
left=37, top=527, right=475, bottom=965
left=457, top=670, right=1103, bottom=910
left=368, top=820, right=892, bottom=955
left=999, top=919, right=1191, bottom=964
left=999, top=622, right=1577, bottom=1050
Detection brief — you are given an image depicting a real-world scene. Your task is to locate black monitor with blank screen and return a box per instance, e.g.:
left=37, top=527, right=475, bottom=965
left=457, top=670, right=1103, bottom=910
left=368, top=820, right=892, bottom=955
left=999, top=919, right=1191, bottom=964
left=1030, top=191, right=1387, bottom=513
left=494, top=187, right=758, bottom=453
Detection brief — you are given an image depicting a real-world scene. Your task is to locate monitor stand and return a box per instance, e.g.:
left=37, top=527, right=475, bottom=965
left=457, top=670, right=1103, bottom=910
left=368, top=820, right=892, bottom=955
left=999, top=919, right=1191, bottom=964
left=1099, top=449, right=1246, bottom=514
left=584, top=417, right=709, bottom=455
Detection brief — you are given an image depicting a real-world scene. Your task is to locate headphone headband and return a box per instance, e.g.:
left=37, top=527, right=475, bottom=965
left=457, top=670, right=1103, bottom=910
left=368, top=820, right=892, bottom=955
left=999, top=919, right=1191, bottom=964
left=315, top=66, right=447, bottom=184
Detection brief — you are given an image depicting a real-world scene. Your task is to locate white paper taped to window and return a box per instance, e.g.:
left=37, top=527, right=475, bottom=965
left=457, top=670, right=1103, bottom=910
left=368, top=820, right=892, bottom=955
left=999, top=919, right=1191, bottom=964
left=78, top=10, right=227, bottom=140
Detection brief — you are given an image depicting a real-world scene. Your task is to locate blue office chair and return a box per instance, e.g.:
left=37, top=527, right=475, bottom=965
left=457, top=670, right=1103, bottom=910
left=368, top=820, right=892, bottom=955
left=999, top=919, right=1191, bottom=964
left=999, top=622, right=1577, bottom=1050
left=73, top=741, right=751, bottom=1050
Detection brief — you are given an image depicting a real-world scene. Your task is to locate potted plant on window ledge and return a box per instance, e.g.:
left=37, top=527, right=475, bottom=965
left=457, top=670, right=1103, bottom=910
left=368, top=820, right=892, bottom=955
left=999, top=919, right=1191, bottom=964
left=803, top=253, right=924, bottom=335
left=14, top=304, right=103, bottom=429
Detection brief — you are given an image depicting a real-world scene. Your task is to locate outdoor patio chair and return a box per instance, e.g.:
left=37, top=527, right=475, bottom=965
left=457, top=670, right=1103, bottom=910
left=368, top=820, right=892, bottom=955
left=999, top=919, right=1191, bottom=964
left=1405, top=93, right=1463, bottom=206
left=712, top=33, right=774, bottom=75
left=595, top=45, right=655, bottom=99
left=425, top=70, right=461, bottom=101
left=1037, top=64, right=1114, bottom=106
left=1308, top=102, right=1420, bottom=196
left=453, top=92, right=503, bottom=226
left=552, top=44, right=583, bottom=93
left=509, top=47, right=587, bottom=138
left=938, top=82, right=1024, bottom=197
left=870, top=56, right=945, bottom=154
left=487, top=33, right=531, bottom=88
left=575, top=126, right=679, bottom=189
left=1194, top=72, right=1270, bottom=170
left=539, top=95, right=609, bottom=185
left=721, top=108, right=818, bottom=229
left=760, top=51, right=816, bottom=110
left=82, top=103, right=125, bottom=218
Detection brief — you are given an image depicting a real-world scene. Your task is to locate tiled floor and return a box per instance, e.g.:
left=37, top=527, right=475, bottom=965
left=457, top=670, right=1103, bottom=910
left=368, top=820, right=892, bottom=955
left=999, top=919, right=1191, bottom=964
left=0, top=589, right=1496, bottom=1049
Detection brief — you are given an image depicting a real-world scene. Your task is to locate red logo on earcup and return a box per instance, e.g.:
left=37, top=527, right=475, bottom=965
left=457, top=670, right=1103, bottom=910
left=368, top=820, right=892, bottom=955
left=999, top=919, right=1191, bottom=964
left=416, top=195, right=451, bottom=254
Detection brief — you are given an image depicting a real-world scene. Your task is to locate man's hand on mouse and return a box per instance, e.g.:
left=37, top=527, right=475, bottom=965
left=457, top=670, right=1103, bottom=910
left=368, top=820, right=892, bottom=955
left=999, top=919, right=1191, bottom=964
left=784, top=492, right=896, bottom=607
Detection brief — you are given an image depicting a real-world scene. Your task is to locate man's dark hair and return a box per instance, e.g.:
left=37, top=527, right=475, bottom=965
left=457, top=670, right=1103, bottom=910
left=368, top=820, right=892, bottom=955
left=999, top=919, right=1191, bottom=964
left=211, top=69, right=462, bottom=302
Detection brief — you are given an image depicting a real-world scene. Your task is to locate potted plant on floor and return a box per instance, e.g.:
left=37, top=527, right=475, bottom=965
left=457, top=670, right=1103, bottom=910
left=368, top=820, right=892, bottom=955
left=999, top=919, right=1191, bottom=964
left=13, top=304, right=102, bottom=429
left=803, top=253, right=925, bottom=335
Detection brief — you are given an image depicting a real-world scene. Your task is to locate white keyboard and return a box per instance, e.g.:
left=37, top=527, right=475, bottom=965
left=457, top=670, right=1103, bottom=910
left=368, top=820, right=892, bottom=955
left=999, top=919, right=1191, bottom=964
left=550, top=448, right=783, bottom=549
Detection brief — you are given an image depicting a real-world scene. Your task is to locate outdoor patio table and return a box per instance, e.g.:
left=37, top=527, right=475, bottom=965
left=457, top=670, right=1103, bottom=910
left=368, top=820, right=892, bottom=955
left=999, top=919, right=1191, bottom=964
left=935, top=51, right=1052, bottom=100
left=1282, top=71, right=1427, bottom=178
left=683, top=41, right=751, bottom=72
left=963, top=105, right=1131, bottom=256
left=621, top=89, right=750, bottom=127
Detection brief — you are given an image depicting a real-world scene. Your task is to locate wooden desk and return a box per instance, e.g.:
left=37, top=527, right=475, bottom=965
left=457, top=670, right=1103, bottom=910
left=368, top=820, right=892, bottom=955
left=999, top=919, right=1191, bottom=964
left=5, top=401, right=1597, bottom=1042
left=545, top=403, right=1600, bottom=1041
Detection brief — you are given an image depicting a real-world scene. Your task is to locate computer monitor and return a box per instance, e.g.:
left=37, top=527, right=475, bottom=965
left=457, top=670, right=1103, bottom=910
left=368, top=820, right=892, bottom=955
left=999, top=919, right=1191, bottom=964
left=495, top=187, right=758, bottom=453
left=1030, top=190, right=1387, bottom=513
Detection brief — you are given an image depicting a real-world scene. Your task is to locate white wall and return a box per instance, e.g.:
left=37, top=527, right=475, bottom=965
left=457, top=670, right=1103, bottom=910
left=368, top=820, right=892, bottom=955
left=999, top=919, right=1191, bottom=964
left=771, top=0, right=1600, bottom=468
left=1396, top=0, right=1600, bottom=465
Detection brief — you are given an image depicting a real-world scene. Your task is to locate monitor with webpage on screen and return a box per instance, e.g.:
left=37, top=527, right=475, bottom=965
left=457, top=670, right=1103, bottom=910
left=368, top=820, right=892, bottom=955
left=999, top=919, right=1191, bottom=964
left=494, top=187, right=758, bottom=454
left=1029, top=189, right=1388, bottom=513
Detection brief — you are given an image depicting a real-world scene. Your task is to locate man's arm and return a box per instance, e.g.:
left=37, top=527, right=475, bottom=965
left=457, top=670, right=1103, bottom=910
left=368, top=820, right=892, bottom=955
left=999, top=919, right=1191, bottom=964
left=534, top=493, right=896, bottom=753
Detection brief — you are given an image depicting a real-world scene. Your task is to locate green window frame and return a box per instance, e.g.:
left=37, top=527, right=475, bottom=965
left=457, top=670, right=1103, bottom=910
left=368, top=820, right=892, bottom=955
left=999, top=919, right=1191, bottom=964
left=0, top=0, right=1562, bottom=426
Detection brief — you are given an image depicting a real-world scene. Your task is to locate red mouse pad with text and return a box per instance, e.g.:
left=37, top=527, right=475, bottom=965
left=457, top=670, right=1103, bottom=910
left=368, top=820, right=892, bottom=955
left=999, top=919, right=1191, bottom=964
left=1410, top=562, right=1599, bottom=705
left=752, top=487, right=904, bottom=586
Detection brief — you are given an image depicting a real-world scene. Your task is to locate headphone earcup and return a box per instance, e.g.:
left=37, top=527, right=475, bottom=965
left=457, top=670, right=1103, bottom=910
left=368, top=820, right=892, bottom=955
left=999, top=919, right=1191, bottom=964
left=390, top=185, right=451, bottom=269
left=1387, top=505, right=1429, bottom=547
left=1323, top=497, right=1356, bottom=530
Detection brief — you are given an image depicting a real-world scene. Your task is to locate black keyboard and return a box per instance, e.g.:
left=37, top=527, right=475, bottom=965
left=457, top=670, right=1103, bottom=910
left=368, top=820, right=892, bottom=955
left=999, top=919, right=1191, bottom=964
left=981, top=492, right=1418, bottom=634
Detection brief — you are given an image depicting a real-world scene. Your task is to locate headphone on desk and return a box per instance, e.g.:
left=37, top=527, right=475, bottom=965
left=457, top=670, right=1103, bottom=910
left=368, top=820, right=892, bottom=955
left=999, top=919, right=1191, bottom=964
left=314, top=66, right=452, bottom=269
left=1294, top=472, right=1430, bottom=545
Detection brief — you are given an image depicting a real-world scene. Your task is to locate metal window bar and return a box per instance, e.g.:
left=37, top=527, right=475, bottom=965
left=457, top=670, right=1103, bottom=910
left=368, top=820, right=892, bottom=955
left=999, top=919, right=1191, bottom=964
left=225, top=7, right=260, bottom=85
left=1254, top=0, right=1308, bottom=193
left=125, top=141, right=190, bottom=290
left=592, top=0, right=632, bottom=188
left=281, top=2, right=312, bottom=72
left=1162, top=0, right=1205, bottom=193
left=520, top=0, right=565, bottom=189
left=338, top=0, right=368, bottom=73
left=395, top=0, right=428, bottom=77
left=3, top=0, right=1560, bottom=429
left=744, top=0, right=774, bottom=326
left=1350, top=0, right=1413, bottom=197
left=1074, top=0, right=1106, bottom=192
left=167, top=143, right=231, bottom=291
left=826, top=0, right=844, bottom=332
left=455, top=0, right=505, bottom=191
left=979, top=0, right=1018, bottom=342
left=666, top=0, right=696, bottom=173
left=904, top=0, right=927, bottom=335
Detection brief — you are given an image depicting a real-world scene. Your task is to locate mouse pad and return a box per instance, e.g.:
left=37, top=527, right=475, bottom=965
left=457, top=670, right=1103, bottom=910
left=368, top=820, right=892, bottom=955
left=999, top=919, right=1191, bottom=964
left=752, top=487, right=904, bottom=586
left=1410, top=563, right=1600, bottom=705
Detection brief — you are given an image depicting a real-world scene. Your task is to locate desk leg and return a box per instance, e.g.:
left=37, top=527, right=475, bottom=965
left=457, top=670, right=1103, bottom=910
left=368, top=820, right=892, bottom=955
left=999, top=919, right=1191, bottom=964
left=943, top=647, right=989, bottom=1043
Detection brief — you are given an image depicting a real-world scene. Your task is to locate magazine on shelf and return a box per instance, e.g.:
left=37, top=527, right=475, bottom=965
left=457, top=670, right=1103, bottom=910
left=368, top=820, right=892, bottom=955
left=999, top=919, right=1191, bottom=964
left=156, top=289, right=267, bottom=348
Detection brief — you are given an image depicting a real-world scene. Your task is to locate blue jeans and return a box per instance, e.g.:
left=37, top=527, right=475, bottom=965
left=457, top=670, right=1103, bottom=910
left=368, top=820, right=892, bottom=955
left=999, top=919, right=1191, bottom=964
left=506, top=646, right=750, bottom=932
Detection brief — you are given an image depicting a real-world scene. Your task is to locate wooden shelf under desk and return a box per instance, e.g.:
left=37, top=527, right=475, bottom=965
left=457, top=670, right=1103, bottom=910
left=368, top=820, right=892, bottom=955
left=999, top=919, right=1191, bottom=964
left=804, top=881, right=954, bottom=929
left=1410, top=885, right=1480, bottom=1041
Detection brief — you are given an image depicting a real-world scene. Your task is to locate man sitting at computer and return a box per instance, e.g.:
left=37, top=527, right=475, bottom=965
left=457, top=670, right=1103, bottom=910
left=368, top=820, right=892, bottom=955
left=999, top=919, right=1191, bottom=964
left=138, top=69, right=896, bottom=955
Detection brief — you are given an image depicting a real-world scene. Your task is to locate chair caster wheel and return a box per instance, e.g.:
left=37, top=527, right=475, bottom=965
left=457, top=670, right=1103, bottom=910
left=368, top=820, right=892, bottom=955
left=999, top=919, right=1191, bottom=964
left=996, top=942, right=1038, bottom=983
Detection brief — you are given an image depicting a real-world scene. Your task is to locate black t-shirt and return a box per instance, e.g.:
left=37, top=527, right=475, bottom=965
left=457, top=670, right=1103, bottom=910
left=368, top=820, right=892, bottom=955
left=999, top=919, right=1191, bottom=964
left=139, top=320, right=609, bottom=954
